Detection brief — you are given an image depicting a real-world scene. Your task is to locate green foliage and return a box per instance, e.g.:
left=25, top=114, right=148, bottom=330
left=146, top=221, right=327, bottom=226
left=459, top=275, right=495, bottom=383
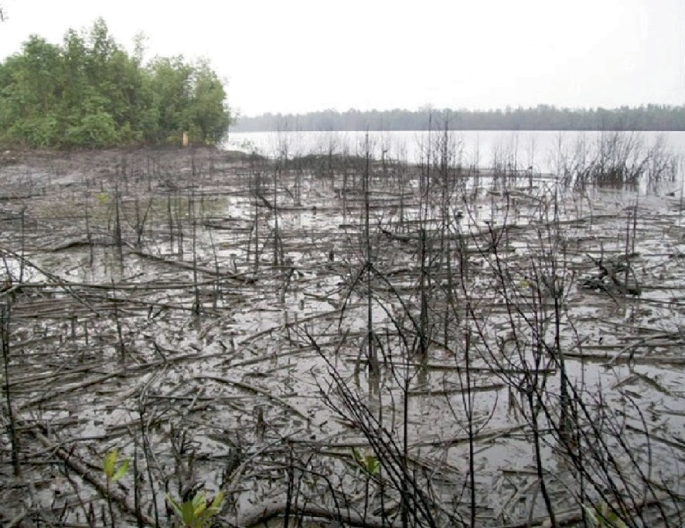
left=352, top=448, right=380, bottom=476
left=103, top=448, right=129, bottom=483
left=166, top=490, right=224, bottom=528
left=0, top=18, right=232, bottom=148
left=188, top=60, right=231, bottom=144
left=67, top=111, right=120, bottom=147
left=102, top=449, right=227, bottom=527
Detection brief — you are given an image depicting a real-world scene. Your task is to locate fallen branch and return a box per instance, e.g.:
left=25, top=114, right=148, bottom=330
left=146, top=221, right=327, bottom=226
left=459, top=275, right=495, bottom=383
left=132, top=249, right=255, bottom=283
left=238, top=499, right=400, bottom=528
left=31, top=427, right=156, bottom=527
left=192, top=374, right=309, bottom=420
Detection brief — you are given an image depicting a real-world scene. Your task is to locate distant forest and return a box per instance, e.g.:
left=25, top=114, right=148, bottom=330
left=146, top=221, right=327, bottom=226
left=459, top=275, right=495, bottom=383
left=232, top=105, right=685, bottom=132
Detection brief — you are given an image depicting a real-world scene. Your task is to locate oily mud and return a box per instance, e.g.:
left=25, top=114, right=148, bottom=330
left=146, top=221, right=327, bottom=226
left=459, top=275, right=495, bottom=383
left=0, top=146, right=683, bottom=527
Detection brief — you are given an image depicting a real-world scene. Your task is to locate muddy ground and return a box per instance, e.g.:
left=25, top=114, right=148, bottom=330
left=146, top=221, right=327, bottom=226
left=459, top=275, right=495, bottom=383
left=0, top=146, right=684, bottom=527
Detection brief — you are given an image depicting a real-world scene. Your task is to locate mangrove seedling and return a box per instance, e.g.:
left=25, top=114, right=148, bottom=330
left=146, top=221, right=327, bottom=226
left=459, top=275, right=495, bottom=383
left=103, top=448, right=129, bottom=526
left=352, top=448, right=380, bottom=476
left=166, top=490, right=225, bottom=528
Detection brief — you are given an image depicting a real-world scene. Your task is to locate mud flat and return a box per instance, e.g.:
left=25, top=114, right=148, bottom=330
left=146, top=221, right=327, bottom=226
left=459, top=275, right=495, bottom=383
left=0, top=146, right=683, bottom=527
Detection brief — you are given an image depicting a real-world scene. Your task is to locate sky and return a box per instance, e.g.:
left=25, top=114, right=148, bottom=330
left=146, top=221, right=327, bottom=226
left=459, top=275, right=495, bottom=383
left=0, top=0, right=683, bottom=117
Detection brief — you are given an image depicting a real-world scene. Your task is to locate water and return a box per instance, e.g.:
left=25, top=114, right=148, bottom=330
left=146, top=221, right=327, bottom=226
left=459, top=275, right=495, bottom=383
left=226, top=129, right=685, bottom=183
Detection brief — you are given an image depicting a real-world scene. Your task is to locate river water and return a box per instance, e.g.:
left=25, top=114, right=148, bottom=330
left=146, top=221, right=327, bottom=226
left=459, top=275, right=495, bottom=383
left=226, top=129, right=685, bottom=183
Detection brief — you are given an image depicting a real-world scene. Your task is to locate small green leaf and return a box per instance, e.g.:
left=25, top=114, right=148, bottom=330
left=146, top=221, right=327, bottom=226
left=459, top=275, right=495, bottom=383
left=199, top=491, right=224, bottom=522
left=192, top=492, right=207, bottom=517
left=208, top=490, right=224, bottom=513
left=112, top=457, right=129, bottom=482
left=181, top=500, right=196, bottom=525
left=352, top=448, right=380, bottom=476
left=166, top=494, right=183, bottom=519
left=366, top=455, right=380, bottom=476
left=103, top=449, right=117, bottom=479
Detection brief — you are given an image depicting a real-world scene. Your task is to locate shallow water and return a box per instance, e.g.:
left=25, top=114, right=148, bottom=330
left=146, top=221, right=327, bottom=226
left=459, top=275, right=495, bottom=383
left=0, top=148, right=683, bottom=527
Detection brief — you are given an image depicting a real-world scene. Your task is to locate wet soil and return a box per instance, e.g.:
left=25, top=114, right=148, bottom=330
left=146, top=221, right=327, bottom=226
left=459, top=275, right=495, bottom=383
left=0, top=147, right=683, bottom=527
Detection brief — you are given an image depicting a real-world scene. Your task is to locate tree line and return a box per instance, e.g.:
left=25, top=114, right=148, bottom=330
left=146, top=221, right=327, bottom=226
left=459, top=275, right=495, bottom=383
left=0, top=19, right=232, bottom=148
left=232, top=105, right=685, bottom=132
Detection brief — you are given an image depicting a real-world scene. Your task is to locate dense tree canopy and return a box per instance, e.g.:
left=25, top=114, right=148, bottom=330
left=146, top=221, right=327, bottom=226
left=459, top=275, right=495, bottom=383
left=0, top=19, right=232, bottom=148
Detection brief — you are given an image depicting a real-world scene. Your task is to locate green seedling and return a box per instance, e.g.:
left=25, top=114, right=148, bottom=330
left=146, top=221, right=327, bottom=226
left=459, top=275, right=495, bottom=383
left=103, top=448, right=129, bottom=483
left=166, top=490, right=225, bottom=528
left=102, top=448, right=129, bottom=527
left=352, top=448, right=380, bottom=476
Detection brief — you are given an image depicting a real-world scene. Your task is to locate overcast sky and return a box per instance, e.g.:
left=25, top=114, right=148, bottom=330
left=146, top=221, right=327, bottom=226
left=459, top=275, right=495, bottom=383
left=0, top=0, right=683, bottom=116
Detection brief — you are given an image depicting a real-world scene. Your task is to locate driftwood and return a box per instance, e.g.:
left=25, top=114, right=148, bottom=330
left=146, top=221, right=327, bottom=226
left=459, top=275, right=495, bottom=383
left=192, top=374, right=308, bottom=420
left=132, top=249, right=256, bottom=283
left=238, top=499, right=400, bottom=528
left=1, top=147, right=684, bottom=528
left=47, top=236, right=116, bottom=252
